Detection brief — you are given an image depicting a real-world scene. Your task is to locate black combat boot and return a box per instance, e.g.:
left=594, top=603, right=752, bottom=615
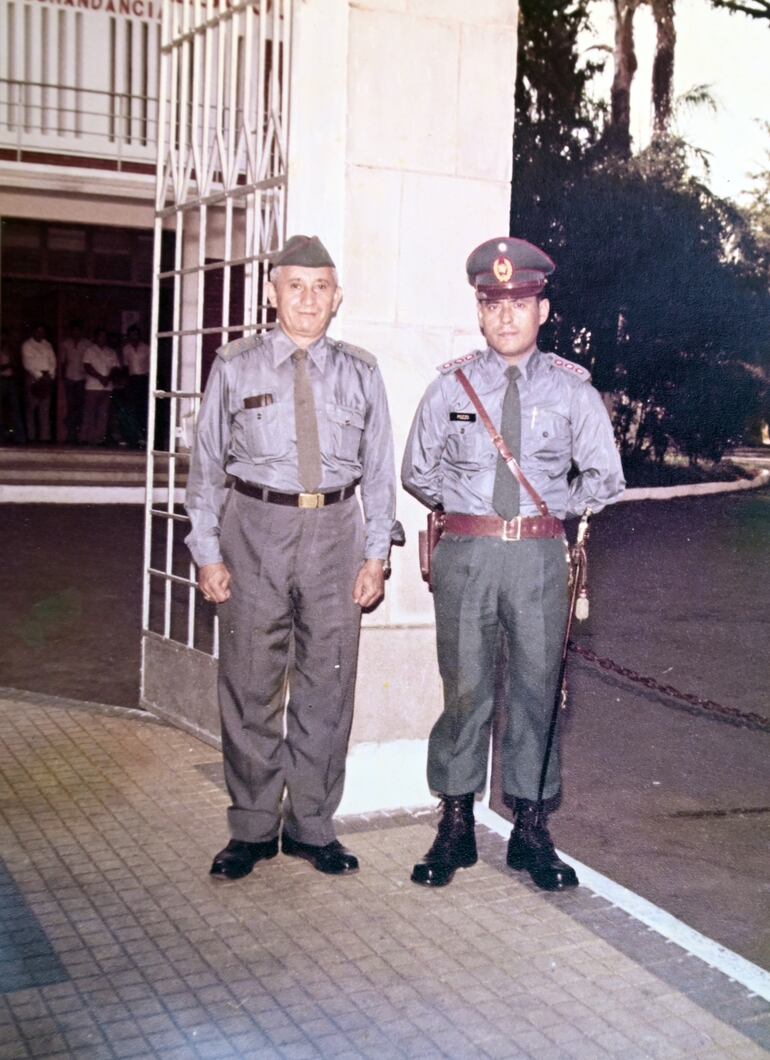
left=506, top=798, right=578, bottom=891
left=411, top=793, right=478, bottom=887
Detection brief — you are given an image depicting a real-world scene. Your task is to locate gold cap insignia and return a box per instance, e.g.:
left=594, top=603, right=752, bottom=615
left=492, top=256, right=513, bottom=283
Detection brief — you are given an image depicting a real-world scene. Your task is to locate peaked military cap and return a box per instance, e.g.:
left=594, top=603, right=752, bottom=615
left=269, top=235, right=335, bottom=270
left=466, top=236, right=555, bottom=301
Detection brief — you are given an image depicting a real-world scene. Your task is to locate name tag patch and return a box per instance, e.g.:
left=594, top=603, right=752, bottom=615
left=450, top=412, right=476, bottom=422
left=244, top=393, right=274, bottom=409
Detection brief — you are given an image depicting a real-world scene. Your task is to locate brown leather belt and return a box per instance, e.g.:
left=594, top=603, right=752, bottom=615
left=443, top=513, right=564, bottom=541
left=234, top=478, right=357, bottom=509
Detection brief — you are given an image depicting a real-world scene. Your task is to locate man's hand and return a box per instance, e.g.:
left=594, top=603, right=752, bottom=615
left=198, top=562, right=232, bottom=604
left=352, top=559, right=385, bottom=609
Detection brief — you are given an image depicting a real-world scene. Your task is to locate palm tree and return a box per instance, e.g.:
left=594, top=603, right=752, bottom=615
left=606, top=0, right=677, bottom=154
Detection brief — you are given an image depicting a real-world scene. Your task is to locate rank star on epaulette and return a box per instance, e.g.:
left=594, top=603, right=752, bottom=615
left=436, top=351, right=481, bottom=374
left=546, top=352, right=591, bottom=381
left=552, top=357, right=586, bottom=376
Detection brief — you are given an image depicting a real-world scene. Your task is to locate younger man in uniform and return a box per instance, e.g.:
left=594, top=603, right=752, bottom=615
left=402, top=237, right=624, bottom=890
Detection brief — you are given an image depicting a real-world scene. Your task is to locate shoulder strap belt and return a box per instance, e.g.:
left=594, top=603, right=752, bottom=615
left=455, top=368, right=549, bottom=517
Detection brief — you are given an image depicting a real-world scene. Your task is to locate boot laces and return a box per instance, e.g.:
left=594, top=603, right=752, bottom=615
left=421, top=797, right=473, bottom=861
left=518, top=813, right=556, bottom=855
left=434, top=796, right=472, bottom=842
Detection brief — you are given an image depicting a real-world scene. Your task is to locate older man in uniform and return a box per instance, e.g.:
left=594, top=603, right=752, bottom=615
left=186, top=235, right=396, bottom=880
left=402, top=237, right=624, bottom=890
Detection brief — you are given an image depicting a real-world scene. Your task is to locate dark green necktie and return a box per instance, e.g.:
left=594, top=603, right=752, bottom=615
left=492, top=365, right=521, bottom=520
left=292, top=348, right=322, bottom=491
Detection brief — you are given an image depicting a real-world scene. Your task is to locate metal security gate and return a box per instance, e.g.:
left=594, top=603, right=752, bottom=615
left=140, top=0, right=292, bottom=740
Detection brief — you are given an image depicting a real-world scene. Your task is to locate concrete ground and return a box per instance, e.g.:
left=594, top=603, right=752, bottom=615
left=0, top=688, right=768, bottom=1059
left=555, top=490, right=770, bottom=972
left=1, top=491, right=768, bottom=973
left=1, top=490, right=769, bottom=1059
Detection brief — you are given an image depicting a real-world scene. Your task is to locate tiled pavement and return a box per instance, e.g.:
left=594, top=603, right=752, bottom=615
left=0, top=690, right=767, bottom=1060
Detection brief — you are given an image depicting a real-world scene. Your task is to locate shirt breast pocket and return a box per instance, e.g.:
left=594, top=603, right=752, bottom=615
left=327, top=403, right=365, bottom=462
left=444, top=424, right=485, bottom=469
left=240, top=401, right=291, bottom=458
left=525, top=409, right=571, bottom=463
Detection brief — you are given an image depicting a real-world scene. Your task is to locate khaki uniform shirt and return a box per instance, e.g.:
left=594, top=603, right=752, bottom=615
left=186, top=326, right=397, bottom=567
left=402, top=347, right=625, bottom=517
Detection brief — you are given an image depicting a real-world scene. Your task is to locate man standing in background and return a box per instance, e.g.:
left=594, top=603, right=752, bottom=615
left=59, top=320, right=90, bottom=444
left=21, top=325, right=56, bottom=443
left=122, top=324, right=150, bottom=448
left=81, top=329, right=119, bottom=446
left=0, top=328, right=26, bottom=445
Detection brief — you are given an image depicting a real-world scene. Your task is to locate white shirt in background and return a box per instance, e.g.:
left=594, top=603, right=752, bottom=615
left=59, top=337, right=91, bottom=382
left=21, top=338, right=57, bottom=380
left=83, top=344, right=119, bottom=391
left=122, top=341, right=150, bottom=376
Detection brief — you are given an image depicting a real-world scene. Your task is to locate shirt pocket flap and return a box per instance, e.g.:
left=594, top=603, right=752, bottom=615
left=327, top=404, right=365, bottom=430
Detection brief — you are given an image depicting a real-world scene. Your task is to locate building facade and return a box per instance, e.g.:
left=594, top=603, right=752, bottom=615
left=1, top=0, right=520, bottom=813
left=0, top=0, right=159, bottom=350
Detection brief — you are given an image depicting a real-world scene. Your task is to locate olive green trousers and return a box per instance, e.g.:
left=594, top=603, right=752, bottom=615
left=429, top=533, right=569, bottom=801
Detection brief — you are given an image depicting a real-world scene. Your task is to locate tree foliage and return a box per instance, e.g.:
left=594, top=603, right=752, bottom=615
left=709, top=0, right=770, bottom=19
left=743, top=124, right=770, bottom=270
left=511, top=0, right=770, bottom=463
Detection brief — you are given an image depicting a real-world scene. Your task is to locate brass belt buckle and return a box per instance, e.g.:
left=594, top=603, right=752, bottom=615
left=501, top=517, right=521, bottom=541
left=298, top=492, right=324, bottom=509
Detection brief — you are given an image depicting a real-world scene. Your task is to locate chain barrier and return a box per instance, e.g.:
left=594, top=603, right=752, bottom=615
left=568, top=642, right=770, bottom=733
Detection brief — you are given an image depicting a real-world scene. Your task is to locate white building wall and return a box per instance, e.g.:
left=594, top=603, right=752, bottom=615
left=287, top=0, right=518, bottom=807
left=0, top=0, right=519, bottom=812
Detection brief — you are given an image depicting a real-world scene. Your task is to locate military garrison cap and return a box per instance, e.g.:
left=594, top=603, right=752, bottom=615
left=269, top=235, right=335, bottom=270
left=466, top=236, right=555, bottom=301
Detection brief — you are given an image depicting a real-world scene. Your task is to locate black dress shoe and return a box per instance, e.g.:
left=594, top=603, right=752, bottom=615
left=210, top=837, right=279, bottom=880
left=506, top=799, right=578, bottom=891
left=411, top=793, right=477, bottom=887
left=281, top=834, right=359, bottom=875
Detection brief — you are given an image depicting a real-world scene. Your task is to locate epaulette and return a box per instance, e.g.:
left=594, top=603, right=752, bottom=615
left=545, top=352, right=591, bottom=382
left=435, top=350, right=483, bottom=375
left=217, top=333, right=264, bottom=361
left=331, top=339, right=377, bottom=369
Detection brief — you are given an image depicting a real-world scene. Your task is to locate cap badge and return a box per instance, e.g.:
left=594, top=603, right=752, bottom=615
left=492, top=256, right=513, bottom=283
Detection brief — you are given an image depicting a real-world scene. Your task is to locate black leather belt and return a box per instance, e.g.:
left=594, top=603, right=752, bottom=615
left=234, top=478, right=358, bottom=509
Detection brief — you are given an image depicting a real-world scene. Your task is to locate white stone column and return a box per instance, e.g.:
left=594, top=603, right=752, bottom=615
left=287, top=0, right=518, bottom=811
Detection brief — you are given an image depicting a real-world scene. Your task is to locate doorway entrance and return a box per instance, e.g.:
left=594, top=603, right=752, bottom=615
left=1, top=218, right=154, bottom=443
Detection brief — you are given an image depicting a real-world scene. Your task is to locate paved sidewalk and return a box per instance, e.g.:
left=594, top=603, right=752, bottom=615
left=0, top=691, right=768, bottom=1060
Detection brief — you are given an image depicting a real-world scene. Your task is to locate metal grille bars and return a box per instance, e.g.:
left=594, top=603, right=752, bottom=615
left=142, top=0, right=292, bottom=673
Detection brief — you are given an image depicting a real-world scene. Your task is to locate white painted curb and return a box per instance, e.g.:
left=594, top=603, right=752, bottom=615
left=338, top=748, right=770, bottom=1001
left=621, top=467, right=770, bottom=502
left=1, top=469, right=767, bottom=505
left=0, top=485, right=186, bottom=504
left=475, top=802, right=770, bottom=1003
